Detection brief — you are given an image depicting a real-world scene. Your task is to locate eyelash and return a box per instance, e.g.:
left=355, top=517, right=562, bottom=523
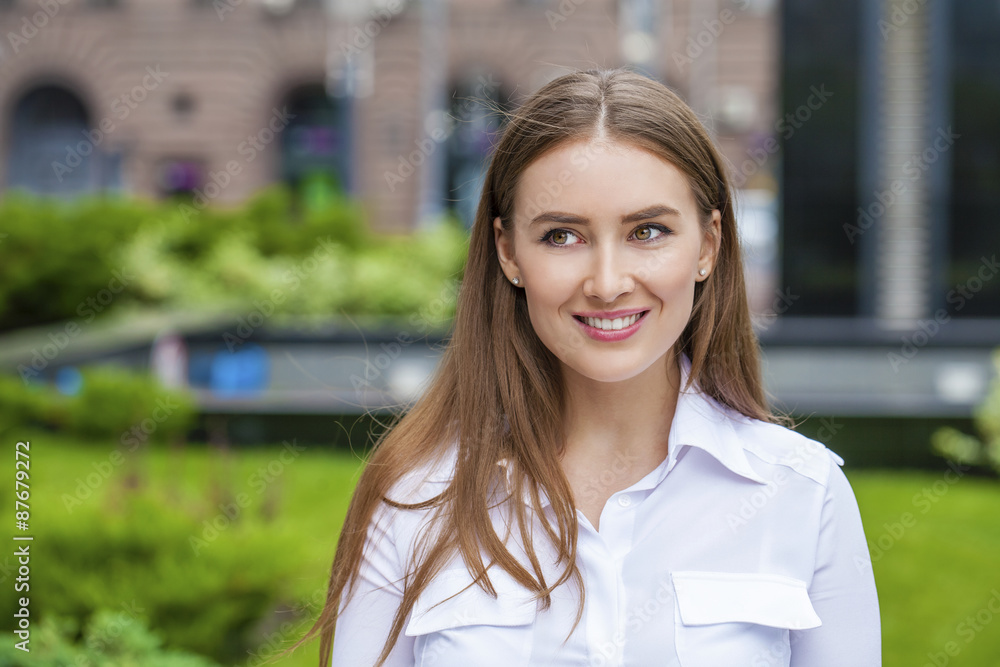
left=537, top=224, right=672, bottom=247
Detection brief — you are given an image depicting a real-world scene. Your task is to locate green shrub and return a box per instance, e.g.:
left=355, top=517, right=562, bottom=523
left=932, top=348, right=1000, bottom=473
left=0, top=192, right=153, bottom=332
left=0, top=375, right=67, bottom=434
left=0, top=608, right=221, bottom=667
left=0, top=183, right=468, bottom=333
left=0, top=487, right=310, bottom=664
left=0, top=435, right=358, bottom=667
left=0, top=367, right=196, bottom=445
left=67, top=367, right=197, bottom=445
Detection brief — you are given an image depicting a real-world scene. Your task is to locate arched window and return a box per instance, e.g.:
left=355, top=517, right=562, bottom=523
left=5, top=85, right=120, bottom=196
left=279, top=83, right=352, bottom=196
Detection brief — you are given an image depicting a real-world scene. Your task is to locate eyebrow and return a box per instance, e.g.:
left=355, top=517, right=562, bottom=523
left=528, top=204, right=682, bottom=227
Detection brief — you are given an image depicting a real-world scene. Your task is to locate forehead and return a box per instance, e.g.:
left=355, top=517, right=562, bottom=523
left=513, top=138, right=697, bottom=223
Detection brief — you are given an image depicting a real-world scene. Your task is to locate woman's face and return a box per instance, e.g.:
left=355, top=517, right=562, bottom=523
left=493, top=137, right=721, bottom=385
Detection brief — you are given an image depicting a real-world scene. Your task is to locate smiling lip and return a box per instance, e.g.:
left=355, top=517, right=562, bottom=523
left=573, top=310, right=649, bottom=342
left=573, top=308, right=648, bottom=319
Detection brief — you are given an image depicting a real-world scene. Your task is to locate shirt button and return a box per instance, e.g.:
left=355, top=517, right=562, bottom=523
left=617, top=495, right=632, bottom=508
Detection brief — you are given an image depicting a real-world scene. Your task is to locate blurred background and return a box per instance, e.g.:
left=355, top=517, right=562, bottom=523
left=0, top=0, right=997, bottom=665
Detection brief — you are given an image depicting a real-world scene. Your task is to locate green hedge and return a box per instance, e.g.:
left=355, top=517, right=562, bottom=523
left=0, top=434, right=328, bottom=665
left=0, top=193, right=154, bottom=331
left=0, top=183, right=468, bottom=333
left=0, top=608, right=221, bottom=667
left=0, top=367, right=196, bottom=445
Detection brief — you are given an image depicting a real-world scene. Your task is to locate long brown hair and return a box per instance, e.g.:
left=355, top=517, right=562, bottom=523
left=283, top=65, right=782, bottom=667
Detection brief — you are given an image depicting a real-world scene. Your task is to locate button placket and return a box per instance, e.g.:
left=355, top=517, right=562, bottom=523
left=600, top=492, right=638, bottom=564
left=579, top=530, right=623, bottom=666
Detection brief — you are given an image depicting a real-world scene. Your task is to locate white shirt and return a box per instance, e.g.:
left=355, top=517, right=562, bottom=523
left=331, top=354, right=881, bottom=666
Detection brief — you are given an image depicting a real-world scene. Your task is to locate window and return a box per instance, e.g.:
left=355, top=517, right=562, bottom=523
left=780, top=0, right=861, bottom=315
left=945, top=0, right=1000, bottom=316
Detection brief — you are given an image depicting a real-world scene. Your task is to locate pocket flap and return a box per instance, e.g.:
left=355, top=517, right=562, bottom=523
left=404, top=567, right=538, bottom=636
left=671, top=571, right=822, bottom=630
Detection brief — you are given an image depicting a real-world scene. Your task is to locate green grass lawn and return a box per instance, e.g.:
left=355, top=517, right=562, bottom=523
left=5, top=433, right=1000, bottom=666
left=849, top=469, right=1000, bottom=667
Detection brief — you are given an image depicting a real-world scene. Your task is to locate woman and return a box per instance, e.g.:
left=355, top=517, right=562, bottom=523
left=289, top=66, right=881, bottom=666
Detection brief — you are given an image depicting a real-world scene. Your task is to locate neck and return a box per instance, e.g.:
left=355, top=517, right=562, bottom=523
left=558, top=351, right=682, bottom=473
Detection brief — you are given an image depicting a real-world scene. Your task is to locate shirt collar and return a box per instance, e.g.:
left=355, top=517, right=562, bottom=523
left=497, top=353, right=768, bottom=510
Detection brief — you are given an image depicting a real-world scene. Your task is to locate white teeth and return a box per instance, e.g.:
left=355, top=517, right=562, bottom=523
left=583, top=313, right=642, bottom=330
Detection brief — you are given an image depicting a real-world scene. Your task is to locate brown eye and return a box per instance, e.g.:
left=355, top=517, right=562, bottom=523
left=632, top=225, right=670, bottom=242
left=539, top=228, right=581, bottom=246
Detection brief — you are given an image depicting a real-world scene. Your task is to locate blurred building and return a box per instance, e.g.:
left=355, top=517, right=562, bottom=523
left=0, top=0, right=778, bottom=232
left=1, top=0, right=997, bottom=427
left=772, top=0, right=1000, bottom=417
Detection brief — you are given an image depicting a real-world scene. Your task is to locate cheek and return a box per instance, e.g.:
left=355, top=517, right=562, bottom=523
left=520, top=252, right=577, bottom=308
left=649, top=265, right=698, bottom=314
left=524, top=287, right=564, bottom=333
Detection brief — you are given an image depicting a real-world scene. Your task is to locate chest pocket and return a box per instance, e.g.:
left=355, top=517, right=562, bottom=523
left=670, top=571, right=822, bottom=667
left=404, top=566, right=538, bottom=667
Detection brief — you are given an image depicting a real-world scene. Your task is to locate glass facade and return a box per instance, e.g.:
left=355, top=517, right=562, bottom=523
left=945, top=0, right=1000, bottom=316
left=782, top=0, right=1000, bottom=320
left=780, top=0, right=861, bottom=316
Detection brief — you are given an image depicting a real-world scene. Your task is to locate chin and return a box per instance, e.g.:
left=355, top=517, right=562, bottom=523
left=563, top=356, right=656, bottom=384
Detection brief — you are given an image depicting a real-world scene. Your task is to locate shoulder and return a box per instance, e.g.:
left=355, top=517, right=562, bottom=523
left=382, top=438, right=459, bottom=507
left=727, top=409, right=845, bottom=488
left=374, top=441, right=468, bottom=571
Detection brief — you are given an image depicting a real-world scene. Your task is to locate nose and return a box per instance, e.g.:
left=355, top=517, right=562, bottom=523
left=583, top=243, right=635, bottom=303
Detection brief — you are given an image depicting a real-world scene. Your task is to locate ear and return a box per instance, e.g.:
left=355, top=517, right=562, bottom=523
left=697, top=210, right=722, bottom=280
left=493, top=216, right=520, bottom=280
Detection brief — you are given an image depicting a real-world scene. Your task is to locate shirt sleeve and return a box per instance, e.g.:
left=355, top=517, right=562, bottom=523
left=790, top=454, right=882, bottom=666
left=330, top=500, right=416, bottom=667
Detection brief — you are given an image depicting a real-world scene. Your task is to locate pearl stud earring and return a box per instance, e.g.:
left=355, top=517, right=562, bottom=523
left=699, top=269, right=707, bottom=276
left=512, top=277, right=520, bottom=285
